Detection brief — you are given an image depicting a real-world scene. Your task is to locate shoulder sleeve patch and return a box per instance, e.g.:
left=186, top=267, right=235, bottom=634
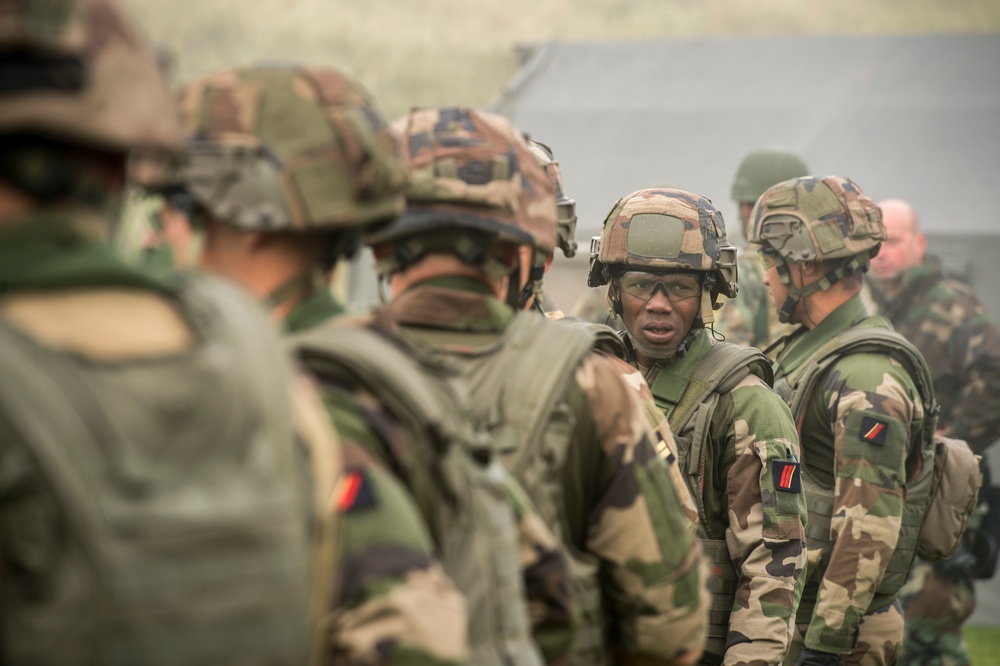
left=772, top=460, right=802, bottom=493
left=860, top=416, right=889, bottom=446
left=336, top=468, right=378, bottom=513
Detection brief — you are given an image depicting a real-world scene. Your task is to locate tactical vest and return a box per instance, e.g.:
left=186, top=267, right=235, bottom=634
left=772, top=318, right=937, bottom=620
left=0, top=278, right=316, bottom=666
left=291, top=320, right=543, bottom=666
left=445, top=312, right=611, bottom=666
left=647, top=341, right=774, bottom=663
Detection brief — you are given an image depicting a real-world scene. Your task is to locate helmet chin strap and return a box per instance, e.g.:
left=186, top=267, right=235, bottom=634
left=774, top=252, right=872, bottom=323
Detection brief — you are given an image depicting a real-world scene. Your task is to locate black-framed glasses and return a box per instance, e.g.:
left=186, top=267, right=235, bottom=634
left=617, top=271, right=702, bottom=302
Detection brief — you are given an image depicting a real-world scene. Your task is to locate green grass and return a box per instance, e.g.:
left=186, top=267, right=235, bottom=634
left=122, top=0, right=1000, bottom=120
left=966, top=625, right=1000, bottom=663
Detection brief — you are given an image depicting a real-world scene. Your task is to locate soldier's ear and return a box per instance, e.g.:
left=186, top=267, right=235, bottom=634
left=608, top=281, right=623, bottom=317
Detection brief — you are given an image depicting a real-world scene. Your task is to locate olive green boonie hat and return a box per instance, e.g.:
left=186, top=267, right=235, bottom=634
left=165, top=66, right=406, bottom=232
left=366, top=107, right=558, bottom=253
left=0, top=0, right=181, bottom=153
left=730, top=149, right=810, bottom=204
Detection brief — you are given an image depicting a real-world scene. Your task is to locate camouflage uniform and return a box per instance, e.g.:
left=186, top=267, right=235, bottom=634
left=0, top=3, right=328, bottom=664
left=589, top=188, right=808, bottom=666
left=749, top=176, right=929, bottom=665
left=368, top=107, right=708, bottom=666
left=870, top=255, right=1000, bottom=666
left=714, top=149, right=810, bottom=353
left=166, top=68, right=570, bottom=665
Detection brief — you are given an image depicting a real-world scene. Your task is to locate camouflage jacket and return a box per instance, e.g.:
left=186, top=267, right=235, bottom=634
left=283, top=291, right=470, bottom=665
left=386, top=277, right=708, bottom=663
left=713, top=252, right=794, bottom=355
left=869, top=255, right=1000, bottom=453
left=636, top=330, right=808, bottom=666
left=772, top=296, right=925, bottom=655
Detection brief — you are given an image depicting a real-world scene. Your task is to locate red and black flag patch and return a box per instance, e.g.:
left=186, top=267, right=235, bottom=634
left=336, top=468, right=378, bottom=514
left=772, top=460, right=802, bottom=493
left=860, top=416, right=889, bottom=446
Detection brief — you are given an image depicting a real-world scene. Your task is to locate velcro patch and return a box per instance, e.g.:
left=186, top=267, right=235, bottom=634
left=772, top=460, right=802, bottom=493
left=336, top=468, right=378, bottom=513
left=860, top=416, right=889, bottom=446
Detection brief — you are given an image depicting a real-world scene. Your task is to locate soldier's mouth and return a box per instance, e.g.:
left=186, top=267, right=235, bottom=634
left=642, top=323, right=675, bottom=344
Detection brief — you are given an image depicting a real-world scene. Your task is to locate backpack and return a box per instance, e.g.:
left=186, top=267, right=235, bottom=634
left=776, top=322, right=982, bottom=565
left=0, top=278, right=317, bottom=666
left=290, top=315, right=544, bottom=666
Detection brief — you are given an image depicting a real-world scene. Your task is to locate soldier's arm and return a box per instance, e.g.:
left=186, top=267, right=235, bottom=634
left=564, top=353, right=708, bottom=663
left=502, top=474, right=575, bottom=664
left=805, top=354, right=919, bottom=655
left=322, top=389, right=469, bottom=666
left=946, top=304, right=1000, bottom=453
left=719, top=377, right=808, bottom=666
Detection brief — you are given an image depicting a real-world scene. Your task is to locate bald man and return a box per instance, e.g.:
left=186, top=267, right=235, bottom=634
left=869, top=198, right=1000, bottom=666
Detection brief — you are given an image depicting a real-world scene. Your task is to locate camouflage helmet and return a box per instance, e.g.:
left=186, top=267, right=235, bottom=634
left=166, top=66, right=406, bottom=232
left=730, top=149, right=810, bottom=204
left=526, top=138, right=578, bottom=258
left=748, top=175, right=885, bottom=323
left=0, top=0, right=180, bottom=153
left=365, top=107, right=558, bottom=253
left=588, top=188, right=738, bottom=298
left=748, top=175, right=885, bottom=263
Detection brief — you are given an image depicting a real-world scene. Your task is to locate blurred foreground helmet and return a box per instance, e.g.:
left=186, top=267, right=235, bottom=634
left=0, top=0, right=180, bottom=153
left=748, top=175, right=885, bottom=322
left=167, top=66, right=406, bottom=232
left=526, top=138, right=577, bottom=258
left=748, top=175, right=884, bottom=264
left=366, top=107, right=557, bottom=253
left=730, top=149, right=810, bottom=204
left=588, top=188, right=737, bottom=326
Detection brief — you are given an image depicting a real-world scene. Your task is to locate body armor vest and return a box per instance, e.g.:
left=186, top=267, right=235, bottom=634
left=291, top=317, right=542, bottom=666
left=442, top=312, right=611, bottom=666
left=0, top=278, right=316, bottom=666
left=772, top=318, right=937, bottom=621
left=647, top=340, right=773, bottom=664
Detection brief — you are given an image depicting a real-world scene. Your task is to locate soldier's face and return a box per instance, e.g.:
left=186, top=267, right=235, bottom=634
left=618, top=270, right=701, bottom=362
left=870, top=201, right=926, bottom=282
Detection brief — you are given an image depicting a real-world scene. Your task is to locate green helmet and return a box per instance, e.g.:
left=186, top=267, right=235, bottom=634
left=748, top=175, right=885, bottom=322
left=588, top=188, right=737, bottom=327
left=730, top=149, right=810, bottom=204
left=167, top=66, right=406, bottom=232
left=0, top=0, right=180, bottom=153
left=526, top=138, right=578, bottom=258
left=366, top=107, right=557, bottom=254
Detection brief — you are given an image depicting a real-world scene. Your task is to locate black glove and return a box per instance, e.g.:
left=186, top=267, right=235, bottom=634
left=795, top=647, right=840, bottom=666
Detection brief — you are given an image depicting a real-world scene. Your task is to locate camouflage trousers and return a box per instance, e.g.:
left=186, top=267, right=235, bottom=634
left=785, top=601, right=903, bottom=666
left=898, top=558, right=976, bottom=666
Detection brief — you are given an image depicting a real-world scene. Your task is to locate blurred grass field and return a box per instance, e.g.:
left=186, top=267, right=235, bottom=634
left=123, top=0, right=1000, bottom=119
left=967, top=625, right=1000, bottom=662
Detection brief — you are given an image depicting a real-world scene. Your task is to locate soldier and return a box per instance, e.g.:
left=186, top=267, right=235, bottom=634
left=0, top=2, right=331, bottom=664
left=367, top=106, right=708, bottom=666
left=153, top=66, right=572, bottom=665
left=714, top=149, right=811, bottom=351
left=868, top=198, right=1000, bottom=666
left=588, top=187, right=808, bottom=666
left=749, top=176, right=933, bottom=665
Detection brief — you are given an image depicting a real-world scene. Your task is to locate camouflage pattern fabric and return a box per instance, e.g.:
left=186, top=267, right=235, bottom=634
left=385, top=278, right=709, bottom=664
left=787, top=600, right=904, bottom=666
left=632, top=329, right=808, bottom=666
left=772, top=296, right=925, bottom=660
left=713, top=253, right=795, bottom=354
left=868, top=255, right=1000, bottom=455
left=868, top=254, right=1000, bottom=666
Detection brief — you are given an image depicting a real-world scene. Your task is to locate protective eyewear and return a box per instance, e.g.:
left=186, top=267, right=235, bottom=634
left=617, top=271, right=701, bottom=302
